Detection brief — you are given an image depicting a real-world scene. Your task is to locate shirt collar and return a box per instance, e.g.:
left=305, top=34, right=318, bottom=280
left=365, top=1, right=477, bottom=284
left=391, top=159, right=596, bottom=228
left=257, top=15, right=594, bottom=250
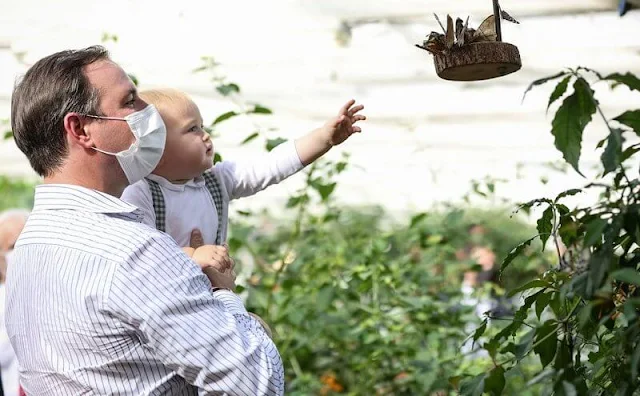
left=32, top=184, right=142, bottom=218
left=145, top=173, right=205, bottom=192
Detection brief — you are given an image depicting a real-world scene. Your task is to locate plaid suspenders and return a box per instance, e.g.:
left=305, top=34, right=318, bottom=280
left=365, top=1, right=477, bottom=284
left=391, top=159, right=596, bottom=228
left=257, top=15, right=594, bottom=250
left=146, top=178, right=166, bottom=232
left=202, top=172, right=225, bottom=245
left=145, top=172, right=226, bottom=244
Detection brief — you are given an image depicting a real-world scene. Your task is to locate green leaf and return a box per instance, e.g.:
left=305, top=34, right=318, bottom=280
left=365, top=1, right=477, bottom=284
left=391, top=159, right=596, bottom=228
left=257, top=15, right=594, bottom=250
left=537, top=206, right=554, bottom=251
left=484, top=366, right=505, bottom=396
left=536, top=292, right=552, bottom=320
left=555, top=189, right=582, bottom=201
left=313, top=182, right=337, bottom=201
left=516, top=329, right=536, bottom=361
left=631, top=341, right=640, bottom=379
left=216, top=83, right=240, bottom=96
left=547, top=75, right=572, bottom=112
left=523, top=71, right=569, bottom=101
left=551, top=78, right=597, bottom=175
left=508, top=279, right=550, bottom=297
left=601, top=128, right=624, bottom=175
left=534, top=320, right=558, bottom=367
left=472, top=319, right=487, bottom=343
left=518, top=198, right=553, bottom=212
left=460, top=374, right=485, bottom=396
left=449, top=376, right=463, bottom=390
left=610, top=268, right=640, bottom=285
left=241, top=132, right=260, bottom=145
left=250, top=105, right=272, bottom=115
left=583, top=218, right=607, bottom=247
left=213, top=111, right=239, bottom=125
left=621, top=145, right=640, bottom=162
left=409, top=213, right=428, bottom=229
left=3, top=130, right=12, bottom=140
left=578, top=302, right=593, bottom=330
left=614, top=110, right=640, bottom=136
left=266, top=137, right=287, bottom=151
left=213, top=152, right=222, bottom=164
left=500, top=235, right=538, bottom=275
left=588, top=249, right=611, bottom=290
left=286, top=194, right=309, bottom=208
left=604, top=72, right=640, bottom=92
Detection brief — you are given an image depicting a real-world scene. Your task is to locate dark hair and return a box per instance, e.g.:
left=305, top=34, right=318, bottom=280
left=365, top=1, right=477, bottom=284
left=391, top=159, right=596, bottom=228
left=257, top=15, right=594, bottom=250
left=11, top=46, right=110, bottom=176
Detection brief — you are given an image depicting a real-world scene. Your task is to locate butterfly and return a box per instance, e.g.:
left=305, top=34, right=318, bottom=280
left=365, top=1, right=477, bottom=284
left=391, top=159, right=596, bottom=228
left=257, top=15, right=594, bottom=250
left=415, top=10, right=519, bottom=55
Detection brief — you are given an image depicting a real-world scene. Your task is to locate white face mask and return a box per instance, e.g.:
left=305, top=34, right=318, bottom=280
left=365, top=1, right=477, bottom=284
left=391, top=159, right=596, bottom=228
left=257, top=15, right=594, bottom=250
left=85, top=105, right=166, bottom=184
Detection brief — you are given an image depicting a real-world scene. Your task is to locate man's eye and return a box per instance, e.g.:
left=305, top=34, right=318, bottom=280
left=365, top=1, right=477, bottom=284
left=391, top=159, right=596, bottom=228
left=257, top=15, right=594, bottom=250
left=126, top=99, right=136, bottom=107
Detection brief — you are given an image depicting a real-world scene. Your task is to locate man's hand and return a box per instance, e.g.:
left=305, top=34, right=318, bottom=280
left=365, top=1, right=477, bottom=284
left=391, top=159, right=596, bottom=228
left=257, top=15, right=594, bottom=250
left=204, top=266, right=236, bottom=291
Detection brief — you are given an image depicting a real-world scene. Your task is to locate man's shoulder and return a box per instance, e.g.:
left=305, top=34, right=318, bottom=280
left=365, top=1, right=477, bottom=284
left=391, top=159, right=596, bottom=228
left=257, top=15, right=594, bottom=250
left=24, top=209, right=178, bottom=261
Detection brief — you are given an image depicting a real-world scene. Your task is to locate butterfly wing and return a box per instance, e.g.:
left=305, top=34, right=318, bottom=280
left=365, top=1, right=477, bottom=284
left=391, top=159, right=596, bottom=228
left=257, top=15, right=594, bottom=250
left=445, top=14, right=455, bottom=49
left=500, top=9, right=520, bottom=24
left=474, top=15, right=497, bottom=42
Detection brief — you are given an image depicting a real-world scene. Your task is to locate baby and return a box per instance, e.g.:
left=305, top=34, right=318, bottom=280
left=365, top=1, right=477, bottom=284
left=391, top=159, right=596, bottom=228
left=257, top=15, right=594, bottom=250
left=121, top=88, right=365, bottom=276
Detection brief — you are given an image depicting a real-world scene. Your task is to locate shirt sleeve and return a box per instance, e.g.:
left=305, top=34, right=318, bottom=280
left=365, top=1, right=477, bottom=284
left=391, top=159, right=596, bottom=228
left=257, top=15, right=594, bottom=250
left=214, top=140, right=304, bottom=200
left=120, top=181, right=156, bottom=228
left=105, top=234, right=284, bottom=395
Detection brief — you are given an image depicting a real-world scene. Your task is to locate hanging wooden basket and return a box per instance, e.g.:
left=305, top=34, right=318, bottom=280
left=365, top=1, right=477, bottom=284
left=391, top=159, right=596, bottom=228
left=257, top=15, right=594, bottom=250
left=417, top=0, right=522, bottom=81
left=434, top=41, right=521, bottom=81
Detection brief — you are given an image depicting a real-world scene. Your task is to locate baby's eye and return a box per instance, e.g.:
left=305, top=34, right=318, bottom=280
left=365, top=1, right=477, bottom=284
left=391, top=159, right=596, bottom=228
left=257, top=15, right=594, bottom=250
left=188, top=125, right=199, bottom=132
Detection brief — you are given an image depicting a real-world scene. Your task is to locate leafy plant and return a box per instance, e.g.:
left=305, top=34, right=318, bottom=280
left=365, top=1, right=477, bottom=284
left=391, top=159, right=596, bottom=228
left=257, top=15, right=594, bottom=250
left=461, top=69, right=640, bottom=395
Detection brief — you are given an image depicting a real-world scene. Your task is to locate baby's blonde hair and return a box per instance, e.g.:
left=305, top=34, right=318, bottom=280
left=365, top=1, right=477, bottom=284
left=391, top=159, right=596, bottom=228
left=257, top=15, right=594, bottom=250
left=139, top=88, right=195, bottom=114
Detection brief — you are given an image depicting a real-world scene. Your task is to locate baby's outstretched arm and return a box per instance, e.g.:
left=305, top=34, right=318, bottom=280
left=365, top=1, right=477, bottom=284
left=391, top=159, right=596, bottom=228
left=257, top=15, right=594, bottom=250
left=295, top=99, right=366, bottom=166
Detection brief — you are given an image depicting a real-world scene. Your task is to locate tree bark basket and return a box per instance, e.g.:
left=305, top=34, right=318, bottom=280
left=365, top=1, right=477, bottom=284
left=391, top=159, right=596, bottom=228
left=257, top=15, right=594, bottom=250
left=434, top=41, right=521, bottom=81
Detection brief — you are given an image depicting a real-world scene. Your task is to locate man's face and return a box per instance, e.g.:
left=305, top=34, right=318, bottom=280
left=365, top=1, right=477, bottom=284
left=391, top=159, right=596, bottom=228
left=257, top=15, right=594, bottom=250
left=83, top=60, right=148, bottom=155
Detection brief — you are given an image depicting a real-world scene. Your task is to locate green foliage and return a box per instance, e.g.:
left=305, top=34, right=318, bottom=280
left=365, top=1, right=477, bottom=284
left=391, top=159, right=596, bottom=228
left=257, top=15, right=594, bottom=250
left=466, top=68, right=640, bottom=394
left=231, top=201, right=548, bottom=395
left=0, top=175, right=35, bottom=211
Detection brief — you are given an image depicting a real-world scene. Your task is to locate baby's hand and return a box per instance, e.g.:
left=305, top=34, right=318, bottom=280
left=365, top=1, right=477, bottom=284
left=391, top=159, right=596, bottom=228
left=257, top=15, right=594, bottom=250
left=322, top=99, right=366, bottom=146
left=192, top=244, right=234, bottom=273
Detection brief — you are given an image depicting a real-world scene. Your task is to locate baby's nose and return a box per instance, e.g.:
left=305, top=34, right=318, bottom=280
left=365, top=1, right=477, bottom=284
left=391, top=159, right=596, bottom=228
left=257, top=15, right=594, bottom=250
left=202, top=134, right=211, bottom=142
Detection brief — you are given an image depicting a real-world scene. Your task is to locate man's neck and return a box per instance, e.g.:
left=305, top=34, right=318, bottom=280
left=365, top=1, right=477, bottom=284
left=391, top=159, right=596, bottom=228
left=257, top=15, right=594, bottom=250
left=45, top=167, right=126, bottom=198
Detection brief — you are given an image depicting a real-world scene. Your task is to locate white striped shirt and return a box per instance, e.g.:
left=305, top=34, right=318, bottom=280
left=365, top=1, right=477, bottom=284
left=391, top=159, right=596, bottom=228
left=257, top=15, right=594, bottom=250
left=5, top=184, right=284, bottom=395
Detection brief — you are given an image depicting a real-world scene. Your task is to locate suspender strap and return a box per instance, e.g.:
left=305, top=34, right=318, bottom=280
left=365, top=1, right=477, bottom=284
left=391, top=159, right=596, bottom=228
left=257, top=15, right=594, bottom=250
left=145, top=178, right=166, bottom=232
left=202, top=171, right=225, bottom=244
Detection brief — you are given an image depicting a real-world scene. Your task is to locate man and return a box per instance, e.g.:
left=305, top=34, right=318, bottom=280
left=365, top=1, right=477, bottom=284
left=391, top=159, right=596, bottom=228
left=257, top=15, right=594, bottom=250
left=0, top=209, right=28, bottom=396
left=6, top=46, right=284, bottom=395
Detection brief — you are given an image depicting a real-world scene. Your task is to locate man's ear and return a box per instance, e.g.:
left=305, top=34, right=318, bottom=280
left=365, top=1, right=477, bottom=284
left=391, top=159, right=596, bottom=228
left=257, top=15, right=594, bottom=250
left=63, top=113, right=94, bottom=149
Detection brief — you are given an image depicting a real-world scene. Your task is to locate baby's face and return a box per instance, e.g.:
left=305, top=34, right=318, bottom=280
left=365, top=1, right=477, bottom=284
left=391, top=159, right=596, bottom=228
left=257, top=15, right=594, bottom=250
left=153, top=100, right=214, bottom=181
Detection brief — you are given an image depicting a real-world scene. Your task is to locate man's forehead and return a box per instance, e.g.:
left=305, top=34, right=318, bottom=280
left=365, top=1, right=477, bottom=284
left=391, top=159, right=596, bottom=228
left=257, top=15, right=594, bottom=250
left=84, top=59, right=134, bottom=92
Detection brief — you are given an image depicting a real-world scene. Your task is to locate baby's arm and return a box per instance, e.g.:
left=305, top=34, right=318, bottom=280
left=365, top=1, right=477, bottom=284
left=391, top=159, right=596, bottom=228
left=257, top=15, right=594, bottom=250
left=215, top=140, right=304, bottom=200
left=216, top=99, right=365, bottom=200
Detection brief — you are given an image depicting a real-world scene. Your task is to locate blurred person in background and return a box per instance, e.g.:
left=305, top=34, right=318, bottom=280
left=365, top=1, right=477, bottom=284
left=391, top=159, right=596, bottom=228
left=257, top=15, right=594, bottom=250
left=0, top=209, right=29, bottom=396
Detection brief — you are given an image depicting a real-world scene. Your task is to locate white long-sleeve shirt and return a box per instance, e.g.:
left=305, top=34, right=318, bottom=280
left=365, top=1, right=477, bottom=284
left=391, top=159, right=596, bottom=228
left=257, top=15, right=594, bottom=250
left=5, top=184, right=284, bottom=395
left=121, top=140, right=304, bottom=246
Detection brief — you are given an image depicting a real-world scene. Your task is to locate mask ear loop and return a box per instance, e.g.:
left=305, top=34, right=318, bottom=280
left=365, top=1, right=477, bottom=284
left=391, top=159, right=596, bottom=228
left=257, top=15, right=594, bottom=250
left=80, top=114, right=137, bottom=156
